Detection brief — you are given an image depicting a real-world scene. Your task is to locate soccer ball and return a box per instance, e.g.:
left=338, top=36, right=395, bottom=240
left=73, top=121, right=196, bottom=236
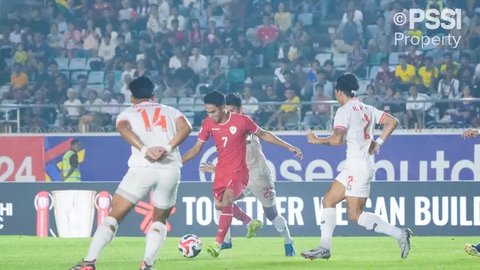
left=178, top=234, right=202, bottom=258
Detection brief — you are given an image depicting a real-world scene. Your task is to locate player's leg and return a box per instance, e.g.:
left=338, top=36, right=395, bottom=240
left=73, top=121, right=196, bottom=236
left=218, top=191, right=247, bottom=250
left=465, top=242, right=480, bottom=257
left=345, top=168, right=411, bottom=259
left=69, top=194, right=134, bottom=270
left=140, top=168, right=179, bottom=269
left=301, top=179, right=345, bottom=260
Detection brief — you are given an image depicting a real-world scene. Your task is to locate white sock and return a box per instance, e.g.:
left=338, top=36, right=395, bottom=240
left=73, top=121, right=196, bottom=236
left=216, top=209, right=231, bottom=243
left=85, top=216, right=118, bottom=261
left=143, top=221, right=167, bottom=266
left=272, top=215, right=292, bottom=244
left=319, top=208, right=336, bottom=250
left=358, top=212, right=403, bottom=241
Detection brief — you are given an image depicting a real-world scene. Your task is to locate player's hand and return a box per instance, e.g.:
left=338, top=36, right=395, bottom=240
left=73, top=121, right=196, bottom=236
left=462, top=129, right=479, bottom=139
left=200, top=163, right=216, bottom=173
left=306, top=130, right=318, bottom=144
left=146, top=147, right=166, bottom=161
left=369, top=140, right=381, bottom=155
left=289, top=146, right=303, bottom=159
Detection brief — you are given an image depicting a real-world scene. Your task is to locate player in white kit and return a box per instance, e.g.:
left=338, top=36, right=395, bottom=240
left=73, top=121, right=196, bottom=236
left=301, top=73, right=412, bottom=260
left=70, top=77, right=192, bottom=270
left=200, top=93, right=298, bottom=256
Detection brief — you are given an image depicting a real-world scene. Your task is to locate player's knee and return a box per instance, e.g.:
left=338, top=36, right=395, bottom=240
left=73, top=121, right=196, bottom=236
left=214, top=204, right=222, bottom=210
left=263, top=206, right=278, bottom=221
left=103, top=216, right=119, bottom=233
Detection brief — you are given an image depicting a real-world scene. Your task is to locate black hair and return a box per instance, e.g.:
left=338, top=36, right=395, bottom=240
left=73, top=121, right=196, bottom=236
left=128, top=76, right=155, bottom=99
left=336, top=73, right=359, bottom=97
left=225, top=93, right=242, bottom=108
left=204, top=90, right=226, bottom=106
left=71, top=139, right=80, bottom=146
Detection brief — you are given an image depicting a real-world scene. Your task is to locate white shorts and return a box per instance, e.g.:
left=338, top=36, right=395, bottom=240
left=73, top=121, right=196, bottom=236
left=116, top=167, right=180, bottom=209
left=244, top=167, right=276, bottom=208
left=335, top=160, right=375, bottom=198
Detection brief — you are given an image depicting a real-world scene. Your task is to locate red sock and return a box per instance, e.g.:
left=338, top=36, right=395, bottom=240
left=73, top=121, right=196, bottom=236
left=232, top=203, right=252, bottom=225
left=216, top=206, right=233, bottom=244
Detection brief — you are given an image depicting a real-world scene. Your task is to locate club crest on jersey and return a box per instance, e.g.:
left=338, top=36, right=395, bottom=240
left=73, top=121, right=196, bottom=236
left=229, top=126, right=237, bottom=134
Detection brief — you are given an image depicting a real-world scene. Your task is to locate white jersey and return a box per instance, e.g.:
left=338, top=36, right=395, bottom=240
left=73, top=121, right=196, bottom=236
left=246, top=135, right=268, bottom=170
left=333, top=98, right=386, bottom=162
left=116, top=101, right=184, bottom=169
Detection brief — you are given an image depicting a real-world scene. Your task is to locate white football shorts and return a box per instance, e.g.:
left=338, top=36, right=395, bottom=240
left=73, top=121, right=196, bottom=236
left=335, top=159, right=375, bottom=198
left=116, top=167, right=180, bottom=209
left=244, top=166, right=276, bottom=208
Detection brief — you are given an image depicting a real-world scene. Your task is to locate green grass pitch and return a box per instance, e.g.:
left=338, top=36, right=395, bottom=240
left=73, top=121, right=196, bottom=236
left=0, top=236, right=478, bottom=269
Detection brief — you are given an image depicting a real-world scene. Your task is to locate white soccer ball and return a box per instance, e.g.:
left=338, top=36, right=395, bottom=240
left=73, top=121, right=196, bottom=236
left=178, top=234, right=202, bottom=258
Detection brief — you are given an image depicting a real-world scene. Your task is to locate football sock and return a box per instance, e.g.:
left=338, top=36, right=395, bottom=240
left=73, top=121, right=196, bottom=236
left=358, top=212, right=403, bottom=241
left=143, top=221, right=167, bottom=266
left=216, top=205, right=233, bottom=244
left=272, top=215, right=292, bottom=244
left=319, top=208, right=336, bottom=250
left=85, top=216, right=118, bottom=261
left=232, top=203, right=251, bottom=225
left=216, top=209, right=231, bottom=243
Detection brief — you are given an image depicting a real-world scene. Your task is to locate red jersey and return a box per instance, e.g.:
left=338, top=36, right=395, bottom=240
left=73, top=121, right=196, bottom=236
left=198, top=112, right=259, bottom=175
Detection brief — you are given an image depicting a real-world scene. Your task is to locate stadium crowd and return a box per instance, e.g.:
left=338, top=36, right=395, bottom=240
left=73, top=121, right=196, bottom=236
left=0, top=0, right=480, bottom=132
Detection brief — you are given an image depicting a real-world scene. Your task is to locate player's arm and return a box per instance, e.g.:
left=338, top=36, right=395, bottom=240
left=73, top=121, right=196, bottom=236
left=163, top=115, right=192, bottom=152
left=369, top=113, right=399, bottom=154
left=306, top=128, right=346, bottom=146
left=181, top=140, right=205, bottom=163
left=200, top=163, right=216, bottom=173
left=117, top=120, right=163, bottom=161
left=463, top=128, right=480, bottom=139
left=254, top=127, right=303, bottom=158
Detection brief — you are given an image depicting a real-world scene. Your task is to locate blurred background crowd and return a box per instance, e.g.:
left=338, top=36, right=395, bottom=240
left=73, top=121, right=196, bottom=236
left=0, top=0, right=480, bottom=132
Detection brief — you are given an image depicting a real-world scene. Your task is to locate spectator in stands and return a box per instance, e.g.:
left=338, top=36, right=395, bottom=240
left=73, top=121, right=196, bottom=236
left=79, top=89, right=104, bottom=132
left=221, top=18, right=238, bottom=48
left=439, top=52, right=458, bottom=76
left=93, top=0, right=113, bottom=20
left=274, top=2, right=293, bottom=33
left=404, top=45, right=423, bottom=68
left=266, top=88, right=300, bottom=129
left=97, top=33, right=117, bottom=69
left=395, top=55, right=416, bottom=91
left=46, top=75, right=68, bottom=105
left=346, top=41, right=367, bottom=77
left=134, top=58, right=150, bottom=78
left=147, top=4, right=163, bottom=39
left=47, top=60, right=68, bottom=89
left=120, top=73, right=133, bottom=101
left=63, top=22, right=82, bottom=58
left=362, top=85, right=381, bottom=108
left=242, top=86, right=259, bottom=116
left=367, top=16, right=391, bottom=53
left=323, top=60, right=340, bottom=82
left=452, top=85, right=477, bottom=127
left=12, top=43, right=28, bottom=66
left=10, top=63, right=29, bottom=93
left=46, top=23, right=64, bottom=52
left=81, top=19, right=101, bottom=57
left=31, top=60, right=49, bottom=92
left=25, top=90, right=54, bottom=129
left=63, top=88, right=82, bottom=126
left=157, top=0, right=170, bottom=20
left=115, top=34, right=134, bottom=69
left=376, top=57, right=395, bottom=94
left=290, top=21, right=310, bottom=54
left=208, top=57, right=226, bottom=92
left=303, top=84, right=331, bottom=129
left=256, top=84, right=281, bottom=125
left=167, top=6, right=185, bottom=31
left=100, top=90, right=119, bottom=125
left=121, top=61, right=136, bottom=85
left=30, top=33, right=49, bottom=61
left=188, top=18, right=202, bottom=48
left=119, top=20, right=135, bottom=45
left=188, top=47, right=208, bottom=82
left=169, top=46, right=183, bottom=71
left=170, top=18, right=187, bottom=45
left=257, top=15, right=279, bottom=65
left=203, top=19, right=222, bottom=55
left=417, top=56, right=439, bottom=93
left=314, top=70, right=334, bottom=99
left=173, top=56, right=195, bottom=97
left=341, top=0, right=363, bottom=23
left=333, top=10, right=363, bottom=53
left=406, top=84, right=432, bottom=130
left=438, top=67, right=461, bottom=99
left=118, top=0, right=138, bottom=21
left=9, top=22, right=22, bottom=45
left=74, top=74, right=93, bottom=101
left=233, top=32, right=254, bottom=74
left=104, top=71, right=120, bottom=94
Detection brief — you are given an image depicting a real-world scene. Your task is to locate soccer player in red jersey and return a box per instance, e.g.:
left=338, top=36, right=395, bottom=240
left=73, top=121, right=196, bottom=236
left=182, top=90, right=303, bottom=257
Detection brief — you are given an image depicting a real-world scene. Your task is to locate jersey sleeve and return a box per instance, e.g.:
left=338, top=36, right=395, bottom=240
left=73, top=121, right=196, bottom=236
left=371, top=105, right=387, bottom=124
left=197, top=119, right=211, bottom=142
left=243, top=115, right=259, bottom=134
left=115, top=109, right=131, bottom=126
left=333, top=107, right=349, bottom=130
